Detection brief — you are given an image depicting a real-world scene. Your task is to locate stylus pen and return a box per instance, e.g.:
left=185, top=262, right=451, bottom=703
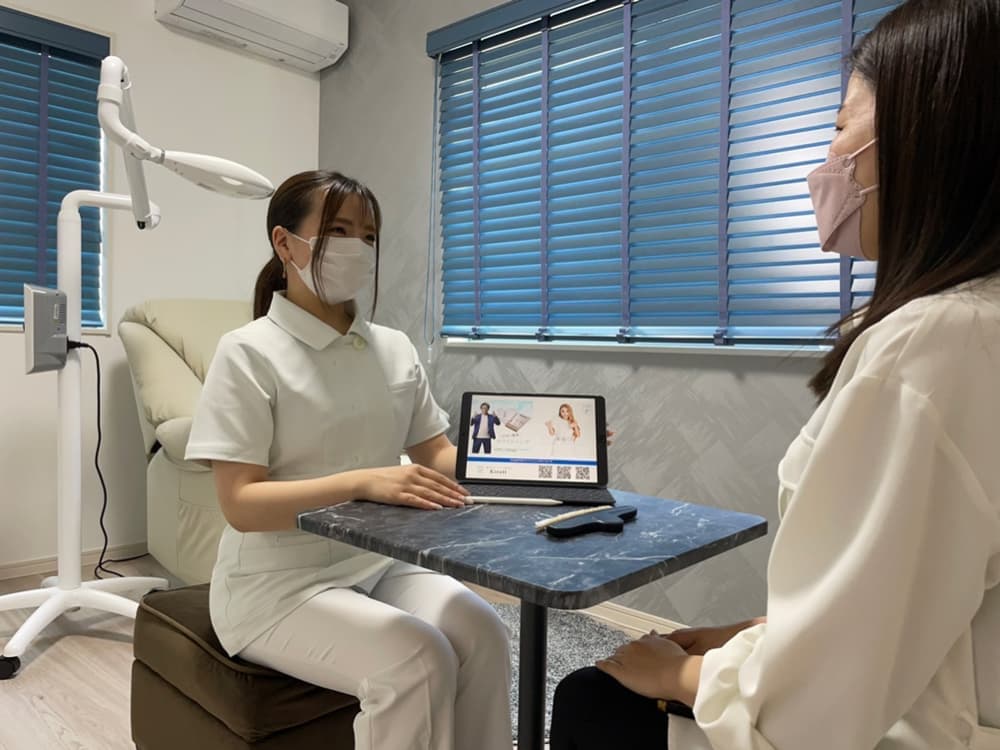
left=534, top=504, right=614, bottom=531
left=465, top=496, right=563, bottom=506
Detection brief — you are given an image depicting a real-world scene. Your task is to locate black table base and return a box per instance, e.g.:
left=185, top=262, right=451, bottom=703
left=518, top=601, right=548, bottom=749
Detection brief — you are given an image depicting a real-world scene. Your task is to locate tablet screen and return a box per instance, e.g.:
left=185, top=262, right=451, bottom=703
left=462, top=394, right=601, bottom=485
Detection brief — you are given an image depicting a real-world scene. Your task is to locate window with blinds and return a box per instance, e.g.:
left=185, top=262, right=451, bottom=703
left=431, top=0, right=900, bottom=345
left=0, top=8, right=108, bottom=328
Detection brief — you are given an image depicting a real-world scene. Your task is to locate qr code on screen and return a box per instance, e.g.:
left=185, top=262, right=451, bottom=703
left=575, top=467, right=592, bottom=481
left=538, top=465, right=553, bottom=479
left=557, top=466, right=572, bottom=480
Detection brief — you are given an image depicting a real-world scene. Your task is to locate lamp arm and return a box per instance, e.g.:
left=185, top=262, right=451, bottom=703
left=96, top=55, right=274, bottom=208
left=96, top=57, right=161, bottom=229
left=96, top=57, right=161, bottom=157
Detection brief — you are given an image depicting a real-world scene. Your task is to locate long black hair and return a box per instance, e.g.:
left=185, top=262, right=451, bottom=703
left=254, top=170, right=382, bottom=319
left=810, top=0, right=1000, bottom=399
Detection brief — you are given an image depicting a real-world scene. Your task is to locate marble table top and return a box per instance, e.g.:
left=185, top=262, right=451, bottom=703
left=299, top=490, right=768, bottom=609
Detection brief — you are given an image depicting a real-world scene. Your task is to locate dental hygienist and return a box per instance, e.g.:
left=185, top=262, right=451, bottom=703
left=185, top=170, right=512, bottom=750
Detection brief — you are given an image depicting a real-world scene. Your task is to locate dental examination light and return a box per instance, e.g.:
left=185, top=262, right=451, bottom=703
left=0, top=56, right=274, bottom=680
left=97, top=55, right=274, bottom=228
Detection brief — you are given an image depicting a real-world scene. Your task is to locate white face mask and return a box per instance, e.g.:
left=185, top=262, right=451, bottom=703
left=286, top=232, right=376, bottom=306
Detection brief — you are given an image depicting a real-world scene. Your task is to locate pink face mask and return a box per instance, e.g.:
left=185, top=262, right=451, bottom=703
left=806, top=138, right=878, bottom=259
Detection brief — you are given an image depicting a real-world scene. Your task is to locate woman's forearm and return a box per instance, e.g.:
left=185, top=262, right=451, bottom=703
left=668, top=655, right=703, bottom=706
left=218, top=469, right=368, bottom=533
left=406, top=435, right=461, bottom=481
left=421, top=444, right=459, bottom=480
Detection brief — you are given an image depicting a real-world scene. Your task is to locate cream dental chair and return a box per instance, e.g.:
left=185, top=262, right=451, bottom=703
left=119, top=299, right=252, bottom=584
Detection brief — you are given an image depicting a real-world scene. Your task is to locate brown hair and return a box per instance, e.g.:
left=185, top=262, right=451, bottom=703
left=809, top=0, right=1000, bottom=399
left=253, top=170, right=383, bottom=319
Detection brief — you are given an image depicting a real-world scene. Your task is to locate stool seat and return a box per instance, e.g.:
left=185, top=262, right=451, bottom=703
left=132, top=584, right=358, bottom=749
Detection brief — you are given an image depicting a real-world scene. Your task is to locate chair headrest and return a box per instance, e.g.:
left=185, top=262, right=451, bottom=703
left=120, top=299, right=252, bottom=382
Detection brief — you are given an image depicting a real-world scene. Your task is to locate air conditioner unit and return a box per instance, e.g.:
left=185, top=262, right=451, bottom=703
left=154, top=0, right=348, bottom=73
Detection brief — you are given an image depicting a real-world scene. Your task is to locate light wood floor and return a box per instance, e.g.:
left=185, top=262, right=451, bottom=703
left=0, top=558, right=547, bottom=750
left=0, top=557, right=179, bottom=750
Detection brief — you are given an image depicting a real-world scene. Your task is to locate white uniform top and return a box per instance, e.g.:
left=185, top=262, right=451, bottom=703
left=185, top=293, right=449, bottom=656
left=670, top=278, right=1000, bottom=750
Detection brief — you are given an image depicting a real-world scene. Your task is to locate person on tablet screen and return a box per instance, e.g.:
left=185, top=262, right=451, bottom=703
left=546, top=403, right=582, bottom=458
left=470, top=402, right=501, bottom=454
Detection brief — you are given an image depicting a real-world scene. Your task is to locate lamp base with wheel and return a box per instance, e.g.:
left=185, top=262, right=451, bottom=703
left=0, top=576, right=167, bottom=679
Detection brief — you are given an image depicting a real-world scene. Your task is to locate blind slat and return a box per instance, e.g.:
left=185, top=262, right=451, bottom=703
left=437, top=0, right=901, bottom=341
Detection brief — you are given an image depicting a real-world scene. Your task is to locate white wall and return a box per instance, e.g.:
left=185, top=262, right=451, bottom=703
left=320, top=0, right=821, bottom=625
left=0, top=0, right=319, bottom=569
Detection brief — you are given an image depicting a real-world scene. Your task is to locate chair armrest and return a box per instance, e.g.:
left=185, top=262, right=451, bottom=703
left=154, top=417, right=209, bottom=473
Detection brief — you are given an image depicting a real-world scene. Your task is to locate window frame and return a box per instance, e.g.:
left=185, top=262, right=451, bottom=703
left=428, top=0, right=898, bottom=350
left=0, top=6, right=110, bottom=333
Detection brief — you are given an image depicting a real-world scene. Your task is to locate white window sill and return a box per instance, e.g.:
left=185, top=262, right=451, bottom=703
left=0, top=324, right=111, bottom=337
left=443, top=337, right=828, bottom=359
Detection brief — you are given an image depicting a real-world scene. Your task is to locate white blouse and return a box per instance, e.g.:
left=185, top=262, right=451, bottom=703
left=671, top=278, right=1000, bottom=749
left=185, top=293, right=449, bottom=656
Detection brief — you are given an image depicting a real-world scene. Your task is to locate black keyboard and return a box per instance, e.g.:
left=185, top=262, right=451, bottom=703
left=464, top=482, right=614, bottom=506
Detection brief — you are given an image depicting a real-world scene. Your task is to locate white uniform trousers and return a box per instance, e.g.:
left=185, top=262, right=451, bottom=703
left=241, top=561, right=513, bottom=750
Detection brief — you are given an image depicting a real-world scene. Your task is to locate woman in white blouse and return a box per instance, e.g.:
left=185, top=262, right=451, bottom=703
left=551, top=0, right=1000, bottom=748
left=185, top=171, right=511, bottom=750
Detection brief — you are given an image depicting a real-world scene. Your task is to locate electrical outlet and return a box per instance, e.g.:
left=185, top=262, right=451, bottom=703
left=24, top=284, right=68, bottom=374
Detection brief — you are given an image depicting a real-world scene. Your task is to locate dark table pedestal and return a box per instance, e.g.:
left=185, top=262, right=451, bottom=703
left=519, top=602, right=548, bottom=749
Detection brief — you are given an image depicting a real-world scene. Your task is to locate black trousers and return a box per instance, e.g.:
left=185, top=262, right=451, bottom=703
left=549, top=667, right=671, bottom=750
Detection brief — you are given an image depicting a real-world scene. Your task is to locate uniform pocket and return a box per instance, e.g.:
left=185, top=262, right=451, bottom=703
left=388, top=377, right=417, bottom=395
left=272, top=529, right=326, bottom=545
left=236, top=531, right=332, bottom=574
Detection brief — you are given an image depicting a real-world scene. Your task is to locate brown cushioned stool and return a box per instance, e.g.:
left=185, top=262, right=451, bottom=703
left=131, top=584, right=358, bottom=749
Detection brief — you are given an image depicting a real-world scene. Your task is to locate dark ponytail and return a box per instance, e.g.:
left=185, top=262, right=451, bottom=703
left=253, top=255, right=287, bottom=319
left=253, top=169, right=383, bottom=320
left=810, top=0, right=1000, bottom=399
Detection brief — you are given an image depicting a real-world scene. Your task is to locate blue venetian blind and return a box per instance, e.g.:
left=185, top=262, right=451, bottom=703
left=725, top=0, right=846, bottom=341
left=438, top=51, right=477, bottom=331
left=434, top=0, right=901, bottom=344
left=546, top=5, right=624, bottom=336
left=629, top=0, right=721, bottom=340
left=0, top=9, right=108, bottom=328
left=478, top=31, right=544, bottom=333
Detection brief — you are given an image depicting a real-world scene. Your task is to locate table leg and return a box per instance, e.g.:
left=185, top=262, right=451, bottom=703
left=518, top=601, right=548, bottom=750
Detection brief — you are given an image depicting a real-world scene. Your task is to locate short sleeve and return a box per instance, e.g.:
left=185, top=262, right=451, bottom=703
left=185, top=334, right=274, bottom=467
left=404, top=345, right=450, bottom=449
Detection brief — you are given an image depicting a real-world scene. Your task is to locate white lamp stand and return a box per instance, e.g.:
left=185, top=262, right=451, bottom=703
left=0, top=192, right=169, bottom=679
left=0, top=56, right=272, bottom=680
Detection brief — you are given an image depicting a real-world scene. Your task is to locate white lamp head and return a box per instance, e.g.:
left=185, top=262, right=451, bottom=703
left=159, top=151, right=274, bottom=199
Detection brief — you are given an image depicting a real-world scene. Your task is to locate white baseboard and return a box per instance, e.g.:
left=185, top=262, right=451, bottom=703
left=466, top=583, right=685, bottom=637
left=0, top=542, right=149, bottom=581
left=581, top=600, right=685, bottom=637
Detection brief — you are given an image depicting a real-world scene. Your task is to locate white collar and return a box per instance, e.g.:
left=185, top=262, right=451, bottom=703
left=267, top=292, right=370, bottom=351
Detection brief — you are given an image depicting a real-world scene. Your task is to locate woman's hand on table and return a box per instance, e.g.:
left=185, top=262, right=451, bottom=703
left=358, top=465, right=469, bottom=510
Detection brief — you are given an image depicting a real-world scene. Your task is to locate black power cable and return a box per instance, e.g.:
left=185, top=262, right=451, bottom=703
left=68, top=341, right=147, bottom=579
